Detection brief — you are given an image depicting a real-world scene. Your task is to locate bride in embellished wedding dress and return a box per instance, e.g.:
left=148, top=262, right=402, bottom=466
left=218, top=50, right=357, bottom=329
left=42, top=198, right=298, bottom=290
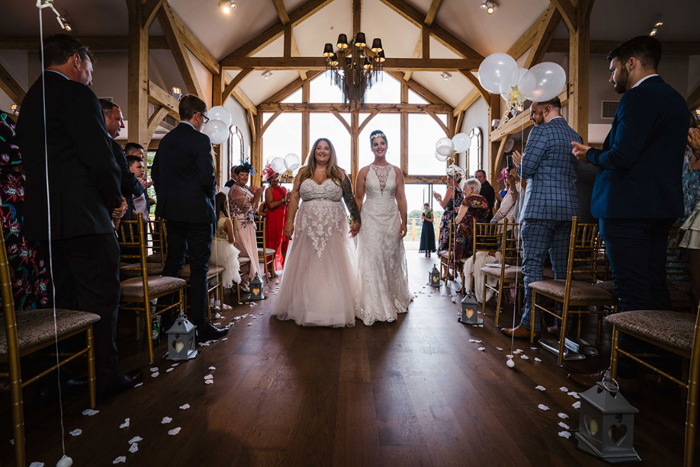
left=354, top=130, right=412, bottom=325
left=273, top=138, right=362, bottom=327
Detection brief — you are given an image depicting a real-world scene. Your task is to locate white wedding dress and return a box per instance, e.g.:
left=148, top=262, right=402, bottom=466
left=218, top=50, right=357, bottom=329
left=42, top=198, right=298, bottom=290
left=355, top=164, right=412, bottom=325
left=273, top=178, right=357, bottom=327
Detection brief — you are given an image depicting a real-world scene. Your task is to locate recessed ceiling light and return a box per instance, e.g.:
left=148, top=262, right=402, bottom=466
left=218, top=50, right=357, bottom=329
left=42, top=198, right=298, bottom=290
left=480, top=1, right=498, bottom=14
left=262, top=70, right=273, bottom=79
left=441, top=72, right=452, bottom=81
left=220, top=1, right=236, bottom=14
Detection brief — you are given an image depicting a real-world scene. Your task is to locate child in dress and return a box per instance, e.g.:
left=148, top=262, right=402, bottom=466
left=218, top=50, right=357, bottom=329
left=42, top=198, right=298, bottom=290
left=211, top=192, right=242, bottom=290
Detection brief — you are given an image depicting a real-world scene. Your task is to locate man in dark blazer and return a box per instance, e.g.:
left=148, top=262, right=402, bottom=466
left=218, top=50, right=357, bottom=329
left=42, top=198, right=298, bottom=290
left=571, top=36, right=688, bottom=386
left=152, top=95, right=228, bottom=341
left=475, top=170, right=495, bottom=221
left=17, top=34, right=140, bottom=398
left=100, top=99, right=146, bottom=221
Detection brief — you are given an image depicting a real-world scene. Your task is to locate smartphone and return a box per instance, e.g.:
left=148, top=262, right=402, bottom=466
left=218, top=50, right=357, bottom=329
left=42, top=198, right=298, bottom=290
left=506, top=155, right=514, bottom=170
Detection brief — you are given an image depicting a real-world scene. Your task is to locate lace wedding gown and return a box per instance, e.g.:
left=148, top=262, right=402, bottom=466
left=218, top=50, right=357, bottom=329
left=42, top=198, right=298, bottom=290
left=273, top=178, right=357, bottom=327
left=355, top=165, right=411, bottom=325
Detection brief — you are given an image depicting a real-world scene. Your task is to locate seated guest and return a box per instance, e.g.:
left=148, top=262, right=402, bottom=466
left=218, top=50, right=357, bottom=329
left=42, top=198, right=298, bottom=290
left=491, top=169, right=519, bottom=226
left=679, top=117, right=700, bottom=309
left=453, top=178, right=491, bottom=268
left=0, top=110, right=49, bottom=309
left=228, top=163, right=263, bottom=291
left=211, top=192, right=241, bottom=290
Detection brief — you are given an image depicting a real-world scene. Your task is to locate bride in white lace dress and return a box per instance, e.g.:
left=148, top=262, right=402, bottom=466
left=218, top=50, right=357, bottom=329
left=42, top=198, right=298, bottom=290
left=273, top=138, right=362, bottom=327
left=354, top=130, right=412, bottom=325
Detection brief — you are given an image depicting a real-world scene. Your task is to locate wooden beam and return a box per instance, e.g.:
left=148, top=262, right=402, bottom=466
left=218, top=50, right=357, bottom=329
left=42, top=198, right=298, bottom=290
left=401, top=110, right=408, bottom=173
left=168, top=6, right=221, bottom=74
left=146, top=106, right=170, bottom=143
left=212, top=70, right=223, bottom=107
left=568, top=0, right=594, bottom=143
left=223, top=69, right=253, bottom=103
left=223, top=0, right=335, bottom=59
left=353, top=0, right=361, bottom=38
left=272, top=0, right=307, bottom=80
left=0, top=61, right=25, bottom=105
left=148, top=81, right=181, bottom=119
left=453, top=89, right=481, bottom=117
left=331, top=111, right=352, bottom=134
left=454, top=109, right=464, bottom=134
left=302, top=79, right=310, bottom=158
left=492, top=137, right=509, bottom=183
left=379, top=0, right=483, bottom=60
left=548, top=39, right=700, bottom=56
left=550, top=0, right=577, bottom=32
left=261, top=71, right=324, bottom=104
left=486, top=94, right=500, bottom=182
left=424, top=0, right=444, bottom=26
left=127, top=0, right=150, bottom=146
left=688, top=82, right=700, bottom=110
left=350, top=111, right=359, bottom=183
left=386, top=71, right=449, bottom=106
left=427, top=110, right=448, bottom=136
left=524, top=6, right=561, bottom=68
left=506, top=9, right=546, bottom=60
left=259, top=103, right=453, bottom=112
left=283, top=24, right=292, bottom=58
left=261, top=110, right=283, bottom=136
left=403, top=40, right=423, bottom=81
left=358, top=111, right=379, bottom=134
left=158, top=5, right=204, bottom=98
left=232, top=87, right=257, bottom=115
left=422, top=25, right=431, bottom=59
left=404, top=175, right=445, bottom=184
left=459, top=69, right=489, bottom=101
left=142, top=0, right=165, bottom=29
left=272, top=0, right=290, bottom=24
left=221, top=57, right=481, bottom=71
left=0, top=36, right=170, bottom=51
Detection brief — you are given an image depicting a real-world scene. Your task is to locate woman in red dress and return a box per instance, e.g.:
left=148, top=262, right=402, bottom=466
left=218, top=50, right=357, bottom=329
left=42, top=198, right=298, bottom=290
left=263, top=164, right=289, bottom=273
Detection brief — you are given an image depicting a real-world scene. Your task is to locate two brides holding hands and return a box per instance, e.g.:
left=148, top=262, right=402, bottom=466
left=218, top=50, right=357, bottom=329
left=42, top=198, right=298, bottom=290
left=273, top=130, right=412, bottom=327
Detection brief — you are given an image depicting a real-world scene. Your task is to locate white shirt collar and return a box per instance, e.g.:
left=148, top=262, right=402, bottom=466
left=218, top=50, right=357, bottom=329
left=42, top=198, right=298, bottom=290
left=632, top=74, right=659, bottom=88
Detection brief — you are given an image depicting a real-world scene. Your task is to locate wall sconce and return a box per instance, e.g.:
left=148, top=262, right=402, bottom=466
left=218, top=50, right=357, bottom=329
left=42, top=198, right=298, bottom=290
left=10, top=104, right=19, bottom=115
left=170, top=87, right=182, bottom=100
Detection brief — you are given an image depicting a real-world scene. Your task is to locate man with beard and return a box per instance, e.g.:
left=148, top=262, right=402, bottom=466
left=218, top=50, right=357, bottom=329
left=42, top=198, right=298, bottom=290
left=570, top=36, right=688, bottom=386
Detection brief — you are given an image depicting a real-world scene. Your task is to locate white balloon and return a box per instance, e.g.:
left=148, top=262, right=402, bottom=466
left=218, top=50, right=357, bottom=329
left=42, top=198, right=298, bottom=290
left=435, top=150, right=448, bottom=162
left=452, top=133, right=469, bottom=153
left=436, top=137, right=454, bottom=157
left=477, top=53, right=519, bottom=95
left=202, top=120, right=229, bottom=145
left=270, top=157, right=286, bottom=174
left=284, top=153, right=300, bottom=171
left=517, top=67, right=529, bottom=85
left=504, top=138, right=515, bottom=152
left=208, top=106, right=232, bottom=127
left=519, top=62, right=567, bottom=102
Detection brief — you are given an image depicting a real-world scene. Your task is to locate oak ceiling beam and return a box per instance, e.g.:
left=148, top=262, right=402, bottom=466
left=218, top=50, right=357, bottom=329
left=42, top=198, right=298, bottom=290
left=167, top=5, right=220, bottom=75
left=452, top=89, right=480, bottom=117
left=261, top=70, right=324, bottom=104
left=489, top=88, right=568, bottom=142
left=548, top=39, right=700, bottom=56
left=142, top=0, right=166, bottom=29
left=223, top=68, right=253, bottom=104
left=379, top=0, right=483, bottom=60
left=550, top=0, right=577, bottom=32
left=385, top=70, right=450, bottom=107
left=147, top=106, right=170, bottom=143
left=0, top=36, right=170, bottom=51
left=424, top=0, right=443, bottom=26
left=157, top=4, right=204, bottom=98
left=222, top=0, right=334, bottom=59
left=259, top=102, right=453, bottom=112
left=524, top=6, right=561, bottom=68
left=0, top=60, right=25, bottom=105
left=507, top=8, right=547, bottom=60
left=272, top=0, right=306, bottom=80
left=458, top=69, right=489, bottom=102
left=221, top=57, right=481, bottom=71
left=148, top=81, right=181, bottom=120
left=223, top=74, right=257, bottom=115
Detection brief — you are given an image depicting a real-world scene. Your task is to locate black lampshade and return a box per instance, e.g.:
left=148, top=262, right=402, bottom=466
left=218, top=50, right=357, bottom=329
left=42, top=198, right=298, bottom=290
left=329, top=53, right=339, bottom=66
left=323, top=43, right=334, bottom=57
left=354, top=32, right=367, bottom=48
left=336, top=34, right=348, bottom=49
left=371, top=38, right=383, bottom=53
left=377, top=50, right=386, bottom=63
left=363, top=56, right=372, bottom=70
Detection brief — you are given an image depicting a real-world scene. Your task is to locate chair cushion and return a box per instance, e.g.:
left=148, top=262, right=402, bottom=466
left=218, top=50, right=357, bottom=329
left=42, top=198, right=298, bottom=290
left=239, top=257, right=251, bottom=265
left=597, top=280, right=691, bottom=305
left=146, top=252, right=165, bottom=263
left=606, top=310, right=696, bottom=352
left=543, top=267, right=555, bottom=279
left=481, top=265, right=522, bottom=279
left=258, top=247, right=276, bottom=257
left=179, top=264, right=226, bottom=281
left=121, top=276, right=186, bottom=298
left=0, top=309, right=100, bottom=355
left=529, top=279, right=615, bottom=302
left=596, top=280, right=614, bottom=294
left=120, top=262, right=165, bottom=279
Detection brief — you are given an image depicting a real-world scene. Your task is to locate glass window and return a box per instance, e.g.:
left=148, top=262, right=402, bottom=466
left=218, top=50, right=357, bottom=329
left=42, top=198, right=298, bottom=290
left=282, top=89, right=302, bottom=103
left=310, top=113, right=352, bottom=172
left=408, top=114, right=448, bottom=176
left=310, top=71, right=343, bottom=103
left=467, top=127, right=482, bottom=177
left=364, top=72, right=401, bottom=104
left=262, top=113, right=302, bottom=165
left=408, top=89, right=428, bottom=104
left=359, top=113, right=400, bottom=169
left=404, top=184, right=443, bottom=247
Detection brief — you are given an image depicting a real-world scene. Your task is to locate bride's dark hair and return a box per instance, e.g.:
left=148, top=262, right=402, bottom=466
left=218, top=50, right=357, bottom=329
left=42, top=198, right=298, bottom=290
left=297, top=138, right=344, bottom=187
left=370, top=129, right=387, bottom=146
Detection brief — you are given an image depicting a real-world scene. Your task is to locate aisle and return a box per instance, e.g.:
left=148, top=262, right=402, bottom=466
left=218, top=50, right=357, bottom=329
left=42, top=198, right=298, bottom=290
left=0, top=254, right=689, bottom=466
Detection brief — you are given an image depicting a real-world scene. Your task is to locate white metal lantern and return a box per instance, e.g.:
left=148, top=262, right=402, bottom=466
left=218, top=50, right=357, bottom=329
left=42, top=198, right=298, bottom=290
left=459, top=292, right=482, bottom=325
left=165, top=312, right=198, bottom=361
left=249, top=272, right=265, bottom=301
left=575, top=371, right=640, bottom=463
left=428, top=265, right=441, bottom=287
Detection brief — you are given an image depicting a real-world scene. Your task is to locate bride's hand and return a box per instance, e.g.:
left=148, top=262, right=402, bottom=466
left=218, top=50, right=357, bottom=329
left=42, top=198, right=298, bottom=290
left=350, top=221, right=361, bottom=237
left=285, top=223, right=294, bottom=240
left=399, top=223, right=407, bottom=238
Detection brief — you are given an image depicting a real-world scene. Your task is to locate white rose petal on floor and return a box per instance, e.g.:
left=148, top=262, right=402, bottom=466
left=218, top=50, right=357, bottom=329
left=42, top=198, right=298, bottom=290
left=69, top=429, right=82, bottom=437
left=535, top=385, right=546, bottom=391
left=119, top=418, right=130, bottom=428
left=112, top=457, right=126, bottom=464
left=538, top=404, right=550, bottom=411
left=168, top=427, right=181, bottom=436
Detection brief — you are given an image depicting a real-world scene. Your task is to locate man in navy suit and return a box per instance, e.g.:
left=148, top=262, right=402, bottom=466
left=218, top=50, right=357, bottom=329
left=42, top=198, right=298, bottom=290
left=502, top=97, right=582, bottom=339
left=570, top=36, right=688, bottom=386
left=152, top=95, right=228, bottom=341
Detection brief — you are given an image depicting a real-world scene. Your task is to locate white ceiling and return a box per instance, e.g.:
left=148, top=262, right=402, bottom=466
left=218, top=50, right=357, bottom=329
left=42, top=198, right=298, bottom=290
left=0, top=0, right=698, bottom=108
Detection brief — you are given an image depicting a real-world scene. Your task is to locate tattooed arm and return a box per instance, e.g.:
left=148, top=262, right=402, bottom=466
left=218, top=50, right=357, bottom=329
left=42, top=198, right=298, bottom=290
left=341, top=171, right=362, bottom=237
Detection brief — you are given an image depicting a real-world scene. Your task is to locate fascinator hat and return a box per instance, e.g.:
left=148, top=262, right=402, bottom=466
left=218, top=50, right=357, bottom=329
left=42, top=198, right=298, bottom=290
left=235, top=161, right=255, bottom=176
left=262, top=162, right=277, bottom=182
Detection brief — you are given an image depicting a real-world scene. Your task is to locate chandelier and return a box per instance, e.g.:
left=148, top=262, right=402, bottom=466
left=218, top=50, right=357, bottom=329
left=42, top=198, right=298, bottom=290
left=323, top=33, right=385, bottom=106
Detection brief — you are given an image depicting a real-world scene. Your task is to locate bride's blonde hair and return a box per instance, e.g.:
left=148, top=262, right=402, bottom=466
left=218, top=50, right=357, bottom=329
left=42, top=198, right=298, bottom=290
left=297, top=138, right=344, bottom=186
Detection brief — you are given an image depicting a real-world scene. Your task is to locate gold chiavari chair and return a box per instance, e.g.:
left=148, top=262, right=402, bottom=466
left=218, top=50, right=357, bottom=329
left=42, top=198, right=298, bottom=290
left=464, top=220, right=503, bottom=295
left=528, top=217, right=618, bottom=366
left=439, top=221, right=455, bottom=281
left=0, top=225, right=99, bottom=467
left=255, top=216, right=275, bottom=282
left=117, top=214, right=186, bottom=363
left=231, top=217, right=250, bottom=302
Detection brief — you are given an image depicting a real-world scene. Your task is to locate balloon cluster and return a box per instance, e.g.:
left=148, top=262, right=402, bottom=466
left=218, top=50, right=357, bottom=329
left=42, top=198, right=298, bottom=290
left=435, top=133, right=470, bottom=163
left=270, top=153, right=301, bottom=181
left=478, top=53, right=566, bottom=111
left=202, top=106, right=233, bottom=145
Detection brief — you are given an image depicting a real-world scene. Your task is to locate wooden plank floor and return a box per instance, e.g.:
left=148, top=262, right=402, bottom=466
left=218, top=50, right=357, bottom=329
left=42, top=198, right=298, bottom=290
left=0, top=253, right=693, bottom=466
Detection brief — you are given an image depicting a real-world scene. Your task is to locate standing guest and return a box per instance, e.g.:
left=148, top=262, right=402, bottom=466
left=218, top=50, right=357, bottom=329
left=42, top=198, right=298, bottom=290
left=435, top=172, right=464, bottom=254
left=453, top=178, right=490, bottom=268
left=100, top=99, right=146, bottom=222
left=17, top=34, right=139, bottom=399
left=152, top=94, right=228, bottom=341
left=262, top=163, right=289, bottom=272
left=681, top=123, right=700, bottom=310
left=491, top=169, right=519, bottom=226
left=127, top=156, right=150, bottom=220
left=228, top=163, right=263, bottom=291
left=224, top=166, right=237, bottom=190
left=124, top=142, right=145, bottom=160
left=419, top=203, right=436, bottom=257
left=502, top=96, right=582, bottom=340
left=0, top=110, right=49, bottom=309
left=475, top=170, right=495, bottom=221
left=211, top=192, right=241, bottom=289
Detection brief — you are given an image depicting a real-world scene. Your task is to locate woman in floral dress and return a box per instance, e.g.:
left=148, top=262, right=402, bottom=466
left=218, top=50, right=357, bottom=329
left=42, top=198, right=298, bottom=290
left=228, top=163, right=263, bottom=291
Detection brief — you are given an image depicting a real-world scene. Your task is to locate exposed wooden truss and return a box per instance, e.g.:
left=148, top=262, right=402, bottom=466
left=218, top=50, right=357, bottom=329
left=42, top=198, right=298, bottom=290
left=158, top=4, right=204, bottom=98
left=0, top=60, right=25, bottom=106
left=0, top=36, right=170, bottom=51
left=404, top=0, right=444, bottom=81
left=221, top=56, right=481, bottom=71
left=258, top=103, right=452, bottom=113
left=567, top=0, right=595, bottom=143
left=272, top=0, right=307, bottom=80
left=524, top=6, right=562, bottom=68
left=548, top=39, right=700, bottom=56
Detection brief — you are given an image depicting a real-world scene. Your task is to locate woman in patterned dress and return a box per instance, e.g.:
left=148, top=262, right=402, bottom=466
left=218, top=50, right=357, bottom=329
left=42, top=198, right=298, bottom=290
left=0, top=110, right=48, bottom=309
left=453, top=178, right=491, bottom=267
left=273, top=138, right=361, bottom=327
left=228, top=163, right=263, bottom=291
left=435, top=173, right=464, bottom=254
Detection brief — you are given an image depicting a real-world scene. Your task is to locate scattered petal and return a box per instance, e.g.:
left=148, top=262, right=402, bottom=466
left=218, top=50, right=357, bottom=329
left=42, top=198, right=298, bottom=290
left=70, top=429, right=82, bottom=437
left=247, top=323, right=253, bottom=326
left=113, top=457, right=126, bottom=464
left=171, top=363, right=179, bottom=367
left=149, top=368, right=158, bottom=373
left=479, top=325, right=484, bottom=327
left=56, top=456, right=72, bottom=467
left=513, top=349, right=523, bottom=354
left=222, top=337, right=228, bottom=341
left=208, top=366, right=216, bottom=371
left=506, top=354, right=514, bottom=359
left=535, top=385, right=546, bottom=391
left=204, top=375, right=214, bottom=380
left=128, top=436, right=142, bottom=444
left=151, top=372, right=159, bottom=378
left=531, top=347, right=538, bottom=350
left=558, top=413, right=569, bottom=420
left=538, top=404, right=550, bottom=411
left=129, top=443, right=138, bottom=453
left=534, top=357, right=542, bottom=363
left=558, top=422, right=570, bottom=430
left=179, top=404, right=190, bottom=410
left=29, top=463, right=44, bottom=467
left=468, top=339, right=476, bottom=343
left=82, top=409, right=99, bottom=416
left=259, top=312, right=263, bottom=316
left=558, top=431, right=571, bottom=439
left=166, top=368, right=174, bottom=373
left=134, top=382, right=143, bottom=388
left=568, top=391, right=581, bottom=399
left=168, top=427, right=181, bottom=436
left=119, top=418, right=130, bottom=429
left=478, top=347, right=486, bottom=351
left=451, top=298, right=456, bottom=303
left=205, top=379, right=214, bottom=385
left=161, top=417, right=172, bottom=424
left=572, top=401, right=581, bottom=409
left=496, top=347, right=503, bottom=351
left=10, top=439, right=14, bottom=445
left=559, top=386, right=569, bottom=392
left=520, top=355, right=529, bottom=360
